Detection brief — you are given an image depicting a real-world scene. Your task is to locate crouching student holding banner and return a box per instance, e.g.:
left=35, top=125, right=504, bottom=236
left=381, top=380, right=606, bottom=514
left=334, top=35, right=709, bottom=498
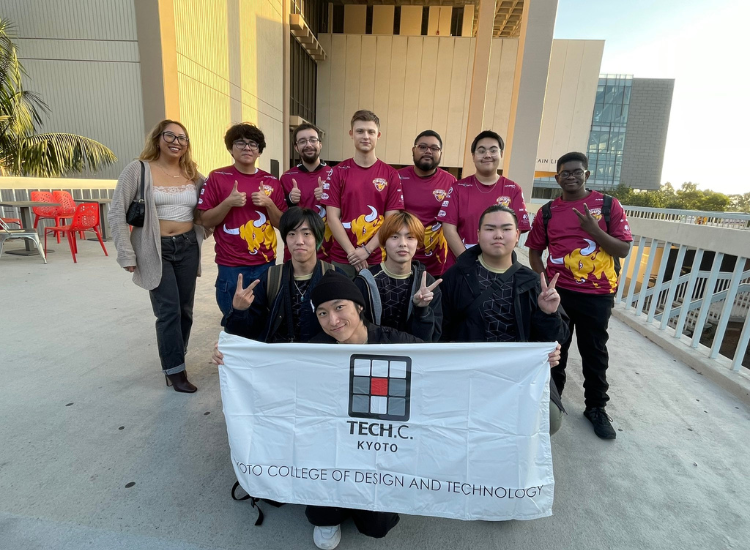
left=441, top=205, right=568, bottom=434
left=304, top=270, right=419, bottom=548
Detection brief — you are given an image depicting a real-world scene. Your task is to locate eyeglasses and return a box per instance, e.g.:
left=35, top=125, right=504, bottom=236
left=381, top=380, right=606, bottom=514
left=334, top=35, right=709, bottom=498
left=233, top=140, right=260, bottom=151
left=296, top=137, right=320, bottom=146
left=416, top=144, right=441, bottom=153
left=557, top=169, right=586, bottom=178
left=162, top=131, right=189, bottom=145
left=475, top=147, right=501, bottom=156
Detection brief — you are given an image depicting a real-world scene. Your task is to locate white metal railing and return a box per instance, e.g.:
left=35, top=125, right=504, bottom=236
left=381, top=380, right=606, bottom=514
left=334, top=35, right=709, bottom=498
left=615, top=237, right=750, bottom=371
left=621, top=206, right=750, bottom=229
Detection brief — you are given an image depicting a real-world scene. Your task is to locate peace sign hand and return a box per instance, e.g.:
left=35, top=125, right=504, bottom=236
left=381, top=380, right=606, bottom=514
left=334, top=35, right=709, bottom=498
left=314, top=177, right=325, bottom=201
left=572, top=203, right=601, bottom=237
left=538, top=272, right=560, bottom=314
left=412, top=272, right=442, bottom=308
left=232, top=274, right=261, bottom=311
left=289, top=178, right=301, bottom=204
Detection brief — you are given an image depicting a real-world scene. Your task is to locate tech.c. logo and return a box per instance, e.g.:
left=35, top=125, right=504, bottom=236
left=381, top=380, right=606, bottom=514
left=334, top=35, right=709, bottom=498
left=349, top=354, right=411, bottom=421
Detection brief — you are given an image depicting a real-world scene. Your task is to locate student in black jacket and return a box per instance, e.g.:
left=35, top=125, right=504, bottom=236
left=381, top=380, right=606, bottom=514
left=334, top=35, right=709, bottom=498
left=354, top=211, right=442, bottom=342
left=441, top=205, right=568, bottom=434
left=223, top=207, right=338, bottom=343
left=304, top=270, right=417, bottom=549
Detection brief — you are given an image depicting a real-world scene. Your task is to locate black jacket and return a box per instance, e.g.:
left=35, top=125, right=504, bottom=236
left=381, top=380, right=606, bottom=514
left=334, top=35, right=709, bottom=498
left=354, top=262, right=442, bottom=342
left=440, top=246, right=568, bottom=411
left=225, top=260, right=336, bottom=343
left=309, top=320, right=423, bottom=344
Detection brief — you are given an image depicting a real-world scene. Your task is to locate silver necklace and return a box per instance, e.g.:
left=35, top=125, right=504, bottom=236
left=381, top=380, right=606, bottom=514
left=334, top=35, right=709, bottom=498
left=156, top=163, right=184, bottom=179
left=474, top=177, right=499, bottom=194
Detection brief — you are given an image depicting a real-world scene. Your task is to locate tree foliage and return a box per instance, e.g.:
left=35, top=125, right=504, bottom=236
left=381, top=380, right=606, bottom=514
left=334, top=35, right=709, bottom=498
left=0, top=18, right=116, bottom=177
left=605, top=182, right=739, bottom=212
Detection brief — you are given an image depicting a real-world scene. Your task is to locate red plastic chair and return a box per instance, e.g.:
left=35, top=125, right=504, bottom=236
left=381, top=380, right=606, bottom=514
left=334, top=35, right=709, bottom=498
left=31, top=191, right=60, bottom=231
left=44, top=203, right=108, bottom=263
left=52, top=190, right=85, bottom=240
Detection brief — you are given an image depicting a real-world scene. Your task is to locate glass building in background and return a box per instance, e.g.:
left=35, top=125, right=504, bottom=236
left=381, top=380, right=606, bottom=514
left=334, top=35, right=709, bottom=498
left=588, top=74, right=632, bottom=186
left=533, top=73, right=674, bottom=198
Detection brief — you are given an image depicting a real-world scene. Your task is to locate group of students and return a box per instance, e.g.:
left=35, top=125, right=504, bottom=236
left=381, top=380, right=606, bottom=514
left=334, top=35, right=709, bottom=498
left=110, top=109, right=632, bottom=549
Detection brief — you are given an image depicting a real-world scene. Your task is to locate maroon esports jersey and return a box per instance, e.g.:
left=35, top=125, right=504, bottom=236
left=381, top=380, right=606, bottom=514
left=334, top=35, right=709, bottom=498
left=280, top=162, right=334, bottom=261
left=398, top=166, right=456, bottom=277
left=197, top=165, right=287, bottom=267
left=525, top=190, right=633, bottom=295
left=321, top=158, right=404, bottom=265
left=438, top=175, right=530, bottom=270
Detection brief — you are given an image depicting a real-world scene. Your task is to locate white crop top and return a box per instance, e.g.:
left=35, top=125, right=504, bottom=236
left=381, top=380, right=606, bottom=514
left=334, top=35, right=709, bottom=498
left=153, top=184, right=197, bottom=222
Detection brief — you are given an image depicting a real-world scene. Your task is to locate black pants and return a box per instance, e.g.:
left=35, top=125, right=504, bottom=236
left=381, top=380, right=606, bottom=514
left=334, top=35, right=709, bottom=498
left=305, top=505, right=399, bottom=539
left=149, top=231, right=200, bottom=375
left=552, top=288, right=614, bottom=409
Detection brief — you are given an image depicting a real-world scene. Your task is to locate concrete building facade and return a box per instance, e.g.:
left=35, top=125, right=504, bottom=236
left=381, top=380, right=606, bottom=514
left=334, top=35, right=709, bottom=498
left=4, top=0, right=610, bottom=202
left=620, top=78, right=675, bottom=191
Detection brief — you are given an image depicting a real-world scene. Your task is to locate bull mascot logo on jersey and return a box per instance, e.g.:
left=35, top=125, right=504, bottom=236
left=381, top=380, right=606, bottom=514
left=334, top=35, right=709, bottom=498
left=342, top=205, right=381, bottom=246
left=549, top=238, right=617, bottom=291
left=223, top=210, right=277, bottom=263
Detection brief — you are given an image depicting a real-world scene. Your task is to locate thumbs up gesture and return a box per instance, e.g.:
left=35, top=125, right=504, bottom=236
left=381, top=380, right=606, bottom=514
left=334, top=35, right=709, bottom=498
left=289, top=178, right=301, bottom=204
left=412, top=272, right=442, bottom=308
left=226, top=181, right=247, bottom=207
left=251, top=181, right=272, bottom=207
left=314, top=177, right=325, bottom=201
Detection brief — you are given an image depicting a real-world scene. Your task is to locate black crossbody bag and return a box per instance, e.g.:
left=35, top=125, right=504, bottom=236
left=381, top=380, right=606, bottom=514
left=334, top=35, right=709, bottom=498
left=125, top=161, right=146, bottom=227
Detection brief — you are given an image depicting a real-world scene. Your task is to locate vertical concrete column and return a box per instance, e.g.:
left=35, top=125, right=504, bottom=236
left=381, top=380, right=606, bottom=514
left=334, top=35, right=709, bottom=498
left=283, top=0, right=291, bottom=171
left=503, top=0, right=558, bottom=199
left=461, top=0, right=495, bottom=177
left=134, top=0, right=180, bottom=133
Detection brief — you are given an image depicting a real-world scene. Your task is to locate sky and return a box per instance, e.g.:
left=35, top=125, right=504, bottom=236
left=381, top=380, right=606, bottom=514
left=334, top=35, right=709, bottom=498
left=554, top=0, right=750, bottom=195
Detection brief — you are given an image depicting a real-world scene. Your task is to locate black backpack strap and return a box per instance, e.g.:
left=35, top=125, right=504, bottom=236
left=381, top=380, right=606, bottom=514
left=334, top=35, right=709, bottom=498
left=231, top=482, right=285, bottom=526
left=601, top=194, right=613, bottom=230
left=265, top=264, right=284, bottom=304
left=541, top=201, right=553, bottom=246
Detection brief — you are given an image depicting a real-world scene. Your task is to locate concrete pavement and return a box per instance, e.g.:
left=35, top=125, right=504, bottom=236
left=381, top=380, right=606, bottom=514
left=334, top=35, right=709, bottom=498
left=1, top=239, right=749, bottom=550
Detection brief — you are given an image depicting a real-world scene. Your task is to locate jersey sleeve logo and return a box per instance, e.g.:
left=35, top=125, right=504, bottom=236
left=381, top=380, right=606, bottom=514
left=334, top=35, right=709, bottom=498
left=496, top=195, right=511, bottom=207
left=373, top=178, right=388, bottom=192
left=432, top=189, right=447, bottom=201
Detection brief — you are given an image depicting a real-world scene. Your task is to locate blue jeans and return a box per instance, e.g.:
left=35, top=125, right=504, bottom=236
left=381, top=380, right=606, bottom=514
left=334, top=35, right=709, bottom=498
left=216, top=263, right=274, bottom=326
left=149, top=231, right=200, bottom=374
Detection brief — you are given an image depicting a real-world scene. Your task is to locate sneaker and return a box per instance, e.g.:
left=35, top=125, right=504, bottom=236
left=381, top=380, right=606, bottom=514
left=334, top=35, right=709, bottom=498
left=584, top=407, right=616, bottom=439
left=313, top=525, right=341, bottom=550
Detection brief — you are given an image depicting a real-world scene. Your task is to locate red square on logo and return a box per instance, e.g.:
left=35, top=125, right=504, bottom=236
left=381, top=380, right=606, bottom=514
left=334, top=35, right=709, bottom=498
left=371, top=378, right=388, bottom=396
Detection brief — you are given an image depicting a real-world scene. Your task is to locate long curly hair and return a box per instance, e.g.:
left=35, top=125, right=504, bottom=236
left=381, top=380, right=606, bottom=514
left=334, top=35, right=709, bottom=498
left=139, top=120, right=199, bottom=181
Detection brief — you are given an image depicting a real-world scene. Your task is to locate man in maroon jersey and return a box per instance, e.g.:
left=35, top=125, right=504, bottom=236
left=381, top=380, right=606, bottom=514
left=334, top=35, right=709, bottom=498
left=526, top=151, right=632, bottom=440
left=280, top=123, right=333, bottom=261
left=439, top=130, right=530, bottom=271
left=196, top=123, right=287, bottom=325
left=398, top=130, right=456, bottom=277
left=322, top=110, right=404, bottom=279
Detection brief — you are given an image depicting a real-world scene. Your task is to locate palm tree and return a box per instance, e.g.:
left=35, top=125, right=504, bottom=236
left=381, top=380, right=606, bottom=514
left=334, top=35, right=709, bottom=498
left=0, top=18, right=116, bottom=177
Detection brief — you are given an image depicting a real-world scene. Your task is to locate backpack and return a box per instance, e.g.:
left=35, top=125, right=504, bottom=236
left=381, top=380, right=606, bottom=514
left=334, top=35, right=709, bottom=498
left=231, top=481, right=283, bottom=526
left=265, top=260, right=336, bottom=303
left=540, top=194, right=621, bottom=276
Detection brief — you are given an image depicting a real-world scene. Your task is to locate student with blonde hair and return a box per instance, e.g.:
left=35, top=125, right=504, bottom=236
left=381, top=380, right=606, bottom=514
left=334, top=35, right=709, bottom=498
left=109, top=120, right=207, bottom=393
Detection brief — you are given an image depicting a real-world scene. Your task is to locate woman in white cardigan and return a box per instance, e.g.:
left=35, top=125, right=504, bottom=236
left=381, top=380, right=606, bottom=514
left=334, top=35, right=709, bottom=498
left=109, top=120, right=207, bottom=393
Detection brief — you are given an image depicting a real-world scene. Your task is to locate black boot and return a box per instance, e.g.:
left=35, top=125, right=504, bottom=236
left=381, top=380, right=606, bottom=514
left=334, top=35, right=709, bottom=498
left=165, top=371, right=197, bottom=393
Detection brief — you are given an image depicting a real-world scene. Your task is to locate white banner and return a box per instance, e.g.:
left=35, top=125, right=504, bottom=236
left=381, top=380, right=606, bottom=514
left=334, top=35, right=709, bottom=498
left=218, top=333, right=556, bottom=521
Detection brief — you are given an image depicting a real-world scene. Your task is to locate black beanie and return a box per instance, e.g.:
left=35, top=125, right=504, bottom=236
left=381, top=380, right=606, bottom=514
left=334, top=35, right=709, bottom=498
left=310, top=271, right=366, bottom=310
